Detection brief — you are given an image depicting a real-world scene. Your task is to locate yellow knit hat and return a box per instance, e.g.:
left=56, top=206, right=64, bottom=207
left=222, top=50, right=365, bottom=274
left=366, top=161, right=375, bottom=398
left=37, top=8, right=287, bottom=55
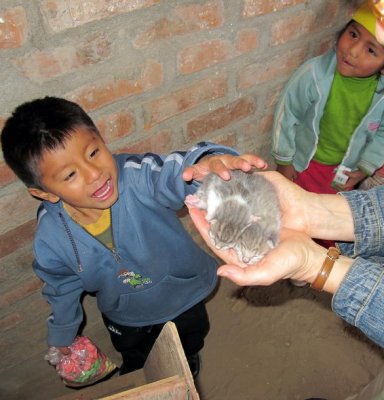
left=352, top=1, right=377, bottom=37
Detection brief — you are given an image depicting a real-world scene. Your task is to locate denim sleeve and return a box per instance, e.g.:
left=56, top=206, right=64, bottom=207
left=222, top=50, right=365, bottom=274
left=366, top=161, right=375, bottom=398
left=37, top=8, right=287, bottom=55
left=333, top=186, right=384, bottom=347
left=332, top=257, right=384, bottom=348
left=338, top=186, right=384, bottom=258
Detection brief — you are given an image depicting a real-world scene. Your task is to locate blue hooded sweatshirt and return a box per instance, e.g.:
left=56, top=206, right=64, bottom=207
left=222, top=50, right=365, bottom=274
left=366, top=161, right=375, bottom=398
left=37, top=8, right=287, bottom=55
left=32, top=142, right=238, bottom=346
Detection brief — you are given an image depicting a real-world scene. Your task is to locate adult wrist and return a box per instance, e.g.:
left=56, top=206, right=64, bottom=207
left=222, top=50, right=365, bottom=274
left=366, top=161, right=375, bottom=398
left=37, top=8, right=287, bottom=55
left=311, top=247, right=340, bottom=291
left=309, top=194, right=354, bottom=241
left=305, top=243, right=328, bottom=285
left=307, top=246, right=353, bottom=294
left=322, top=255, right=354, bottom=294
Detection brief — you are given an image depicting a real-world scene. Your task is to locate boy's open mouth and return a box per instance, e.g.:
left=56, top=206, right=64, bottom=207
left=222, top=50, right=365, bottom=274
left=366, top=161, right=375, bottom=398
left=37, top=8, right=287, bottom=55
left=92, top=179, right=113, bottom=200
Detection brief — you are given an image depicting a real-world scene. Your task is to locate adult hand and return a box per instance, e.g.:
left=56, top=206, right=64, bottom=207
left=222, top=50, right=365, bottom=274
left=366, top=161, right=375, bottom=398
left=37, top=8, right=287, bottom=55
left=255, top=171, right=313, bottom=233
left=185, top=169, right=323, bottom=241
left=260, top=171, right=354, bottom=241
left=182, top=153, right=268, bottom=182
left=215, top=228, right=324, bottom=286
left=187, top=205, right=324, bottom=286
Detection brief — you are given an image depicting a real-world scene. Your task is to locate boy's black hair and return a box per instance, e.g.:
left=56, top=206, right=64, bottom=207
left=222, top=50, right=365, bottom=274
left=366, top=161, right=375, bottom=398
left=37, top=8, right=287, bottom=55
left=1, top=96, right=99, bottom=188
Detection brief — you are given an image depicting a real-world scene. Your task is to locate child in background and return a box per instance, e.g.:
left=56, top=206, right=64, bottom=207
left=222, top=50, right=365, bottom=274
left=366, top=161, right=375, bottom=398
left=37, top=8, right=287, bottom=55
left=1, top=97, right=265, bottom=378
left=272, top=1, right=384, bottom=195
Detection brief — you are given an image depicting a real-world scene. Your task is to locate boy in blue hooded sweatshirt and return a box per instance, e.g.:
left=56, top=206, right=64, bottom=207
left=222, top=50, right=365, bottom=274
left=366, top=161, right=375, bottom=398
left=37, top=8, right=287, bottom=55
left=1, top=96, right=265, bottom=377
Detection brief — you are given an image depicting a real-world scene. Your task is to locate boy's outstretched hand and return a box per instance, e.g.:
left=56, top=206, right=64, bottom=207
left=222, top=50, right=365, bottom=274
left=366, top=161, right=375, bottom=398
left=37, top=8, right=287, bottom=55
left=182, top=153, right=268, bottom=182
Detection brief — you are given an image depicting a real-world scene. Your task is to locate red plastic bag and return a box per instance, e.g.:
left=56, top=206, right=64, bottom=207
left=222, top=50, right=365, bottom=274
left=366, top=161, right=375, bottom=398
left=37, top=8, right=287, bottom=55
left=45, top=336, right=117, bottom=387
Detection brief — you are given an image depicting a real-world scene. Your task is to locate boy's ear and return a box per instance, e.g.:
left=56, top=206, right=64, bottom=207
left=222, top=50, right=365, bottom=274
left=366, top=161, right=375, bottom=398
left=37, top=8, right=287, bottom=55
left=28, top=187, right=60, bottom=203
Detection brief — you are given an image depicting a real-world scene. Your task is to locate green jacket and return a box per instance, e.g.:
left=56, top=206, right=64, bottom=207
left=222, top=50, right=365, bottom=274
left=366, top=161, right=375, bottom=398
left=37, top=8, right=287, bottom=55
left=272, top=50, right=384, bottom=175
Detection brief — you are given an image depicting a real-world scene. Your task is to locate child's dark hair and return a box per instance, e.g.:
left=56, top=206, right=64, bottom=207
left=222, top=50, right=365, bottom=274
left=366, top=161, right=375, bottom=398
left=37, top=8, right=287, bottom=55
left=337, top=20, right=353, bottom=42
left=1, top=97, right=99, bottom=188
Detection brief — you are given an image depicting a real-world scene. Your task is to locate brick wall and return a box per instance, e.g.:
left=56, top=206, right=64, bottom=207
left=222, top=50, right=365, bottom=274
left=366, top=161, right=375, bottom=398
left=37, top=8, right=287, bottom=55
left=0, top=0, right=358, bottom=376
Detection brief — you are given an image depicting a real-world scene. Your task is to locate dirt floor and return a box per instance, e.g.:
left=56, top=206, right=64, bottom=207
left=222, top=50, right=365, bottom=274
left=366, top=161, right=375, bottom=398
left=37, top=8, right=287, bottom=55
left=4, top=275, right=384, bottom=400
left=197, top=279, right=384, bottom=400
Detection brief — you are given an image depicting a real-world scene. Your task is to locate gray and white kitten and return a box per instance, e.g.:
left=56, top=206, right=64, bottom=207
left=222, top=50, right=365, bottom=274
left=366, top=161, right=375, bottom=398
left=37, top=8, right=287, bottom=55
left=186, top=170, right=281, bottom=264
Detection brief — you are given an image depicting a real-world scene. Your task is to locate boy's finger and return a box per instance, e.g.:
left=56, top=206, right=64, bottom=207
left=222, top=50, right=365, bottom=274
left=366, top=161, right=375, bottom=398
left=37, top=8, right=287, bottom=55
left=182, top=166, right=199, bottom=181
left=238, top=154, right=268, bottom=170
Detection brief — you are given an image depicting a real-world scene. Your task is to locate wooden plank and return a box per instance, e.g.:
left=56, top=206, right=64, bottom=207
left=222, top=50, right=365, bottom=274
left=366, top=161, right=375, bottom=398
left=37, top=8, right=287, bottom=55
left=143, top=322, right=199, bottom=399
left=100, top=376, right=189, bottom=400
left=55, top=370, right=146, bottom=400
left=54, top=322, right=199, bottom=400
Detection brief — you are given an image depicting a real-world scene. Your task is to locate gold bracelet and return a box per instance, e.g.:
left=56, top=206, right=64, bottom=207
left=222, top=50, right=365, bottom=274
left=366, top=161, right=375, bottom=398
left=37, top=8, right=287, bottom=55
left=311, top=246, right=340, bottom=291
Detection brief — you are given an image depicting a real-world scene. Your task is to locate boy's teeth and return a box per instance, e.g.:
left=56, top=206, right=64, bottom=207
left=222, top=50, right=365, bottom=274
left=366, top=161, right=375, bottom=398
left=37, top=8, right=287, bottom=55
left=94, top=180, right=110, bottom=197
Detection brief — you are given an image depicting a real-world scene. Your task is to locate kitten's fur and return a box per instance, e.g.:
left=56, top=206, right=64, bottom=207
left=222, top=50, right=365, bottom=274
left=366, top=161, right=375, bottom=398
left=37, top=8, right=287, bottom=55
left=186, top=170, right=281, bottom=264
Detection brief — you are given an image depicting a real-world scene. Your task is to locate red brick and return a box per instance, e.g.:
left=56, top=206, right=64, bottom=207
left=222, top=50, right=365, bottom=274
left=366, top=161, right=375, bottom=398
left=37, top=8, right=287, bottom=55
left=116, top=130, right=172, bottom=154
left=242, top=0, right=306, bottom=18
left=264, top=83, right=285, bottom=109
left=0, top=246, right=34, bottom=284
left=187, top=98, right=256, bottom=140
left=144, top=73, right=227, bottom=129
left=12, top=33, right=111, bottom=83
left=210, top=132, right=237, bottom=148
left=316, top=2, right=340, bottom=31
left=271, top=11, right=315, bottom=45
left=235, top=29, right=259, bottom=53
left=237, top=47, right=307, bottom=89
left=0, top=161, right=18, bottom=186
left=0, top=312, right=22, bottom=331
left=97, top=110, right=135, bottom=143
left=0, top=6, right=28, bottom=49
left=0, top=220, right=35, bottom=259
left=68, top=60, right=163, bottom=111
left=133, top=1, right=223, bottom=48
left=0, top=278, right=42, bottom=308
left=0, top=265, right=6, bottom=281
left=258, top=113, right=274, bottom=134
left=233, top=121, right=270, bottom=155
left=316, top=36, right=335, bottom=56
left=40, top=0, right=160, bottom=33
left=178, top=39, right=232, bottom=74
left=0, top=186, right=40, bottom=236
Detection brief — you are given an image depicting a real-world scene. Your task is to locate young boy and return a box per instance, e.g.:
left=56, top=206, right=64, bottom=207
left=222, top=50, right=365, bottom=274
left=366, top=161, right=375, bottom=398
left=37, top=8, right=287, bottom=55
left=1, top=97, right=265, bottom=377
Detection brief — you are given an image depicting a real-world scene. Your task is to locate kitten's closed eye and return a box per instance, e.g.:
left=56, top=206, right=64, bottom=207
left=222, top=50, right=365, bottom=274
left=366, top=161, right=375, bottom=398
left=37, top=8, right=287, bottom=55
left=193, top=170, right=281, bottom=264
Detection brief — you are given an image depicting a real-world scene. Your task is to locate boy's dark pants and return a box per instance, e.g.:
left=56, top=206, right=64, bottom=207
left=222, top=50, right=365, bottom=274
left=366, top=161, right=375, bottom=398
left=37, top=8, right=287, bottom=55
left=102, top=300, right=210, bottom=374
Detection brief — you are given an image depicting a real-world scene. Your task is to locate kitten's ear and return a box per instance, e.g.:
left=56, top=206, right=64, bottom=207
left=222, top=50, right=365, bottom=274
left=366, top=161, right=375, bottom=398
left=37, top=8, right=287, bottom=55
left=239, top=222, right=253, bottom=235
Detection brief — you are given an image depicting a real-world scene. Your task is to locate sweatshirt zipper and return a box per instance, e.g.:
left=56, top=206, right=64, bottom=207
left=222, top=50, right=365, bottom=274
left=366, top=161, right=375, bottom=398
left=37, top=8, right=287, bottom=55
left=109, top=207, right=121, bottom=262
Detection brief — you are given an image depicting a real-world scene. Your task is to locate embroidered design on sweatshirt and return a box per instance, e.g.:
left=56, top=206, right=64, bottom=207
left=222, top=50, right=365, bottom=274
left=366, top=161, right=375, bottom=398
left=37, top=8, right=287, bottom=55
left=118, top=269, right=151, bottom=288
left=368, top=122, right=380, bottom=132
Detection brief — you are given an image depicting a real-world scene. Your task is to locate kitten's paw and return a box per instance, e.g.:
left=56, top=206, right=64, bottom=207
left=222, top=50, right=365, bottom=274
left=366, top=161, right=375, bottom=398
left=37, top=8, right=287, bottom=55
left=185, top=194, right=201, bottom=207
